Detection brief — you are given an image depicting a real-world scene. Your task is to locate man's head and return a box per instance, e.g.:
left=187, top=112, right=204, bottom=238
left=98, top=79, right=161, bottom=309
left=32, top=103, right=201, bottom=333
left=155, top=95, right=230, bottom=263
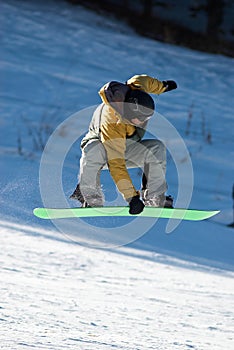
left=124, top=89, right=155, bottom=125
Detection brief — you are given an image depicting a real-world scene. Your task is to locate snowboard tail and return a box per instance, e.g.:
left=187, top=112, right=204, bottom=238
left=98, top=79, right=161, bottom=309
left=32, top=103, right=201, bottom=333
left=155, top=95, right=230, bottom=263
left=33, top=206, right=220, bottom=221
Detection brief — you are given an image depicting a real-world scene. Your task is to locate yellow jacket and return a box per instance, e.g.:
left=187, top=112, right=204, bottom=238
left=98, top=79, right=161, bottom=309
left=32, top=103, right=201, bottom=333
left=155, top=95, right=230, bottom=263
left=85, top=74, right=166, bottom=201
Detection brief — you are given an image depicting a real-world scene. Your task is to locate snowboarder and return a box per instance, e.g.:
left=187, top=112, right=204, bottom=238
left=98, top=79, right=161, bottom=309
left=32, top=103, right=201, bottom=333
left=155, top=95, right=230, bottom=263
left=70, top=74, right=177, bottom=214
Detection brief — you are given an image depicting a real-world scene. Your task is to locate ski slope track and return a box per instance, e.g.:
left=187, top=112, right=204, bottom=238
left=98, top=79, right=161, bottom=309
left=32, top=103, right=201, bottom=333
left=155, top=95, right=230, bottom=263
left=0, top=0, right=234, bottom=349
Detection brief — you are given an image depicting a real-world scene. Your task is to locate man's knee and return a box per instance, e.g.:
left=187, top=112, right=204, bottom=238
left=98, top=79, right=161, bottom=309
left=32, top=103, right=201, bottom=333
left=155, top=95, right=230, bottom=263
left=82, top=140, right=107, bottom=164
left=144, top=139, right=166, bottom=157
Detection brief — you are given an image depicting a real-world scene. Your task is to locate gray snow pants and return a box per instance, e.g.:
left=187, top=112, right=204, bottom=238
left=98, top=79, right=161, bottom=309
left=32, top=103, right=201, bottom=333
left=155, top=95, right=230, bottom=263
left=78, top=138, right=168, bottom=206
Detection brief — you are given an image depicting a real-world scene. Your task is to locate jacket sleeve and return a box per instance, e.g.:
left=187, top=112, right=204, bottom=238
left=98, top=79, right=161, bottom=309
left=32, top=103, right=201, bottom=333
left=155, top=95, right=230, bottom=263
left=126, top=74, right=166, bottom=94
left=100, top=119, right=138, bottom=201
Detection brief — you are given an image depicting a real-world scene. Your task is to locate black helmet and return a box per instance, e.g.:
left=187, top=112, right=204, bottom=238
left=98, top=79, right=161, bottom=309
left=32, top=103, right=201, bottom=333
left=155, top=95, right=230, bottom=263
left=124, top=89, right=155, bottom=121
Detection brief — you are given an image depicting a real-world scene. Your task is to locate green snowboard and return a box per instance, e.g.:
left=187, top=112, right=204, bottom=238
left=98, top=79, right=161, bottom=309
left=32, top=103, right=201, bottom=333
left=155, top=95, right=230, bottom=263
left=33, top=206, right=220, bottom=221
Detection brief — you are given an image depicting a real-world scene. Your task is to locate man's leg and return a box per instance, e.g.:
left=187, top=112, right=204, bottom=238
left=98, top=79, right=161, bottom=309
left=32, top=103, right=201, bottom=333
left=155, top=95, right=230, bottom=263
left=77, top=140, right=107, bottom=207
left=125, top=139, right=168, bottom=200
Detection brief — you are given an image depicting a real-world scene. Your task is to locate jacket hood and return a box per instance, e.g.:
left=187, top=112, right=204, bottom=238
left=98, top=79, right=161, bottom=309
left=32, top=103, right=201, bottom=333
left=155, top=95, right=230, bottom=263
left=99, top=81, right=130, bottom=116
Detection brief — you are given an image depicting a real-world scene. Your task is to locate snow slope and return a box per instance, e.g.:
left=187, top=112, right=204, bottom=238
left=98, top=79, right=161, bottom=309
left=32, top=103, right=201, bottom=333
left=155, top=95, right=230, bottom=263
left=0, top=0, right=234, bottom=349
left=1, top=220, right=234, bottom=350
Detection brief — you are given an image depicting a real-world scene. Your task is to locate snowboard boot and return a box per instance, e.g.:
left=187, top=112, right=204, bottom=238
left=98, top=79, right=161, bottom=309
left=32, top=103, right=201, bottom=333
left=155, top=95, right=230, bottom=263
left=144, top=194, right=173, bottom=208
left=82, top=201, right=91, bottom=208
left=70, top=184, right=85, bottom=203
left=70, top=184, right=103, bottom=208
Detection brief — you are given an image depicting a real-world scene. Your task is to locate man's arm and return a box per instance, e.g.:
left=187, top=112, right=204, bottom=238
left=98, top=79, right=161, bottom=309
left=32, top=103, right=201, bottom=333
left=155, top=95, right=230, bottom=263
left=127, top=74, right=177, bottom=94
left=100, top=121, right=138, bottom=201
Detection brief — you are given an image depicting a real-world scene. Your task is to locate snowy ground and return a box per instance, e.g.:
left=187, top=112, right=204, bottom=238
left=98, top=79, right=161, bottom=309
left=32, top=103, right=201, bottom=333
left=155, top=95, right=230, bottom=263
left=1, top=221, right=234, bottom=350
left=0, top=0, right=234, bottom=349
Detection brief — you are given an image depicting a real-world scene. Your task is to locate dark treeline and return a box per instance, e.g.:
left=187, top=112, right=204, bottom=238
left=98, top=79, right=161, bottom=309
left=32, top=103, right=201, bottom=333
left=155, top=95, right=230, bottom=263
left=66, top=0, right=234, bottom=57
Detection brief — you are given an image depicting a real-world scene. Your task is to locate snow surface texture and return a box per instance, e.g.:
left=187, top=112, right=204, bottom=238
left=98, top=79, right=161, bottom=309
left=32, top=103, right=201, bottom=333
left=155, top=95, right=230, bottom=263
left=0, top=0, right=234, bottom=349
left=1, top=222, right=234, bottom=350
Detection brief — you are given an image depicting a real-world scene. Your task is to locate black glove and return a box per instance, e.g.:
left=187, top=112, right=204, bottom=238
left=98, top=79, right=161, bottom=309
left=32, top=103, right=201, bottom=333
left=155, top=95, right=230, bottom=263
left=128, top=195, right=145, bottom=215
left=163, top=80, right=177, bottom=92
